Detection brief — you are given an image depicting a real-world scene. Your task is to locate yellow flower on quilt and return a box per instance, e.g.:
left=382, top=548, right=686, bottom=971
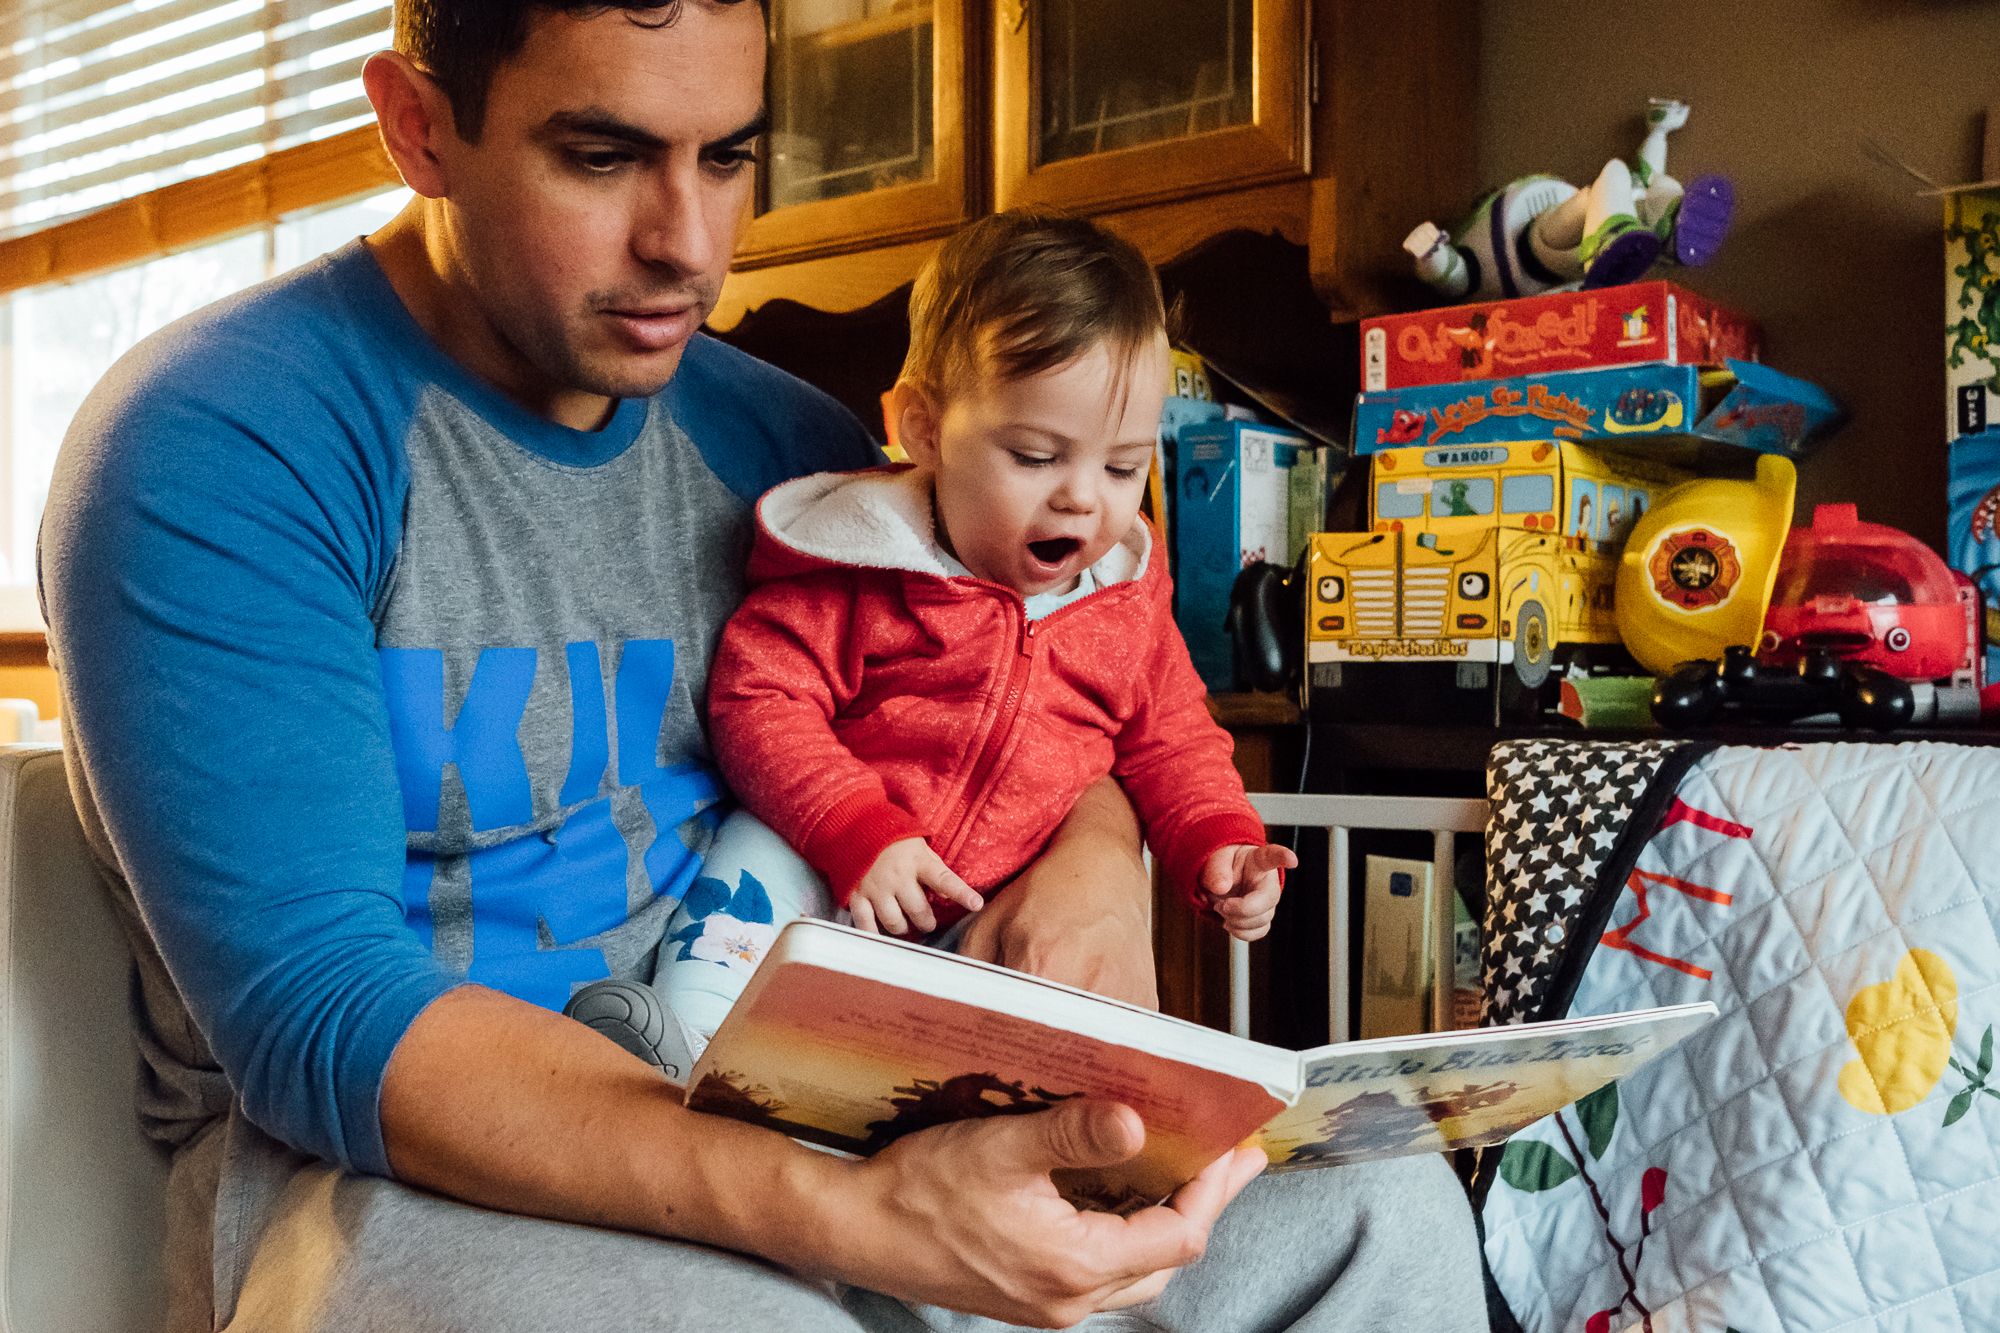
left=1838, top=948, right=1958, bottom=1115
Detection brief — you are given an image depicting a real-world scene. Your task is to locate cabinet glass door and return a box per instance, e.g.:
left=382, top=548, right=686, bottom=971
left=996, top=0, right=1304, bottom=216
left=735, top=0, right=971, bottom=268
left=766, top=1, right=934, bottom=208
left=1038, top=0, right=1252, bottom=165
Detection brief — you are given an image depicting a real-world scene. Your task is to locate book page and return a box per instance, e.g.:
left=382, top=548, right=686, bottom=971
left=1256, top=1005, right=1715, bottom=1171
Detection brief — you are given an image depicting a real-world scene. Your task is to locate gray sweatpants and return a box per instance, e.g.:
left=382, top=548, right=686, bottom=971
left=182, top=1104, right=1485, bottom=1332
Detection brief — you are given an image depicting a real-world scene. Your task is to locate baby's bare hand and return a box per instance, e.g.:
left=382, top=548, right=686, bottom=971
left=849, top=838, right=984, bottom=936
left=1198, top=843, right=1296, bottom=943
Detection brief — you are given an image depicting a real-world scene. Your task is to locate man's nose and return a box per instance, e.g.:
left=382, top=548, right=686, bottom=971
left=631, top=165, right=720, bottom=276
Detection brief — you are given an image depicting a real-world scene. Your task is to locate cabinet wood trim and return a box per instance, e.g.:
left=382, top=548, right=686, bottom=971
left=711, top=182, right=1310, bottom=331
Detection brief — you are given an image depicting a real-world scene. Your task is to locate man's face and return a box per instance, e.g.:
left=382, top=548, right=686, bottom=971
left=922, top=337, right=1167, bottom=599
left=428, top=3, right=765, bottom=425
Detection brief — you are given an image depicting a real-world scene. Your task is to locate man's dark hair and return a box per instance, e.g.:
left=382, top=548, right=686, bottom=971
left=901, top=206, right=1169, bottom=399
left=396, top=0, right=765, bottom=143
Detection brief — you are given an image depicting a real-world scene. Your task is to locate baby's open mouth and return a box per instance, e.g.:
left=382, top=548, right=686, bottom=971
left=1028, top=537, right=1081, bottom=565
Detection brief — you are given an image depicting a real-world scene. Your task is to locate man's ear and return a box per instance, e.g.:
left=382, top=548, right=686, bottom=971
left=363, top=51, right=457, bottom=199
left=890, top=381, right=944, bottom=468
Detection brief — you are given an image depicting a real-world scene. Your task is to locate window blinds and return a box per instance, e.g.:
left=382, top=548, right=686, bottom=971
left=0, top=0, right=399, bottom=293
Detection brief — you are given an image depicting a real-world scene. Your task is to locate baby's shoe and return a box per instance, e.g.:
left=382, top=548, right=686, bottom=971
left=563, top=979, right=706, bottom=1084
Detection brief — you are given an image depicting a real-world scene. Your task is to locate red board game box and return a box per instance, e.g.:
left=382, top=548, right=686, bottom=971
left=1361, top=280, right=1762, bottom=391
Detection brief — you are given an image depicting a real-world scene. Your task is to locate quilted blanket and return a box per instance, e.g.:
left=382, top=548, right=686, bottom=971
left=1481, top=742, right=2000, bottom=1333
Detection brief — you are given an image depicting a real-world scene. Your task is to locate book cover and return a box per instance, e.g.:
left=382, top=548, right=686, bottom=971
left=685, top=921, right=1715, bottom=1213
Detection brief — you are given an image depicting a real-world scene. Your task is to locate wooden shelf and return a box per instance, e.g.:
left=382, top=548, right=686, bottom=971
left=1206, top=691, right=1303, bottom=728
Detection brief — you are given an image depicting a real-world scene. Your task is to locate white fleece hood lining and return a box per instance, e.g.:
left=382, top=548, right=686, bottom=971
left=758, top=467, right=1150, bottom=588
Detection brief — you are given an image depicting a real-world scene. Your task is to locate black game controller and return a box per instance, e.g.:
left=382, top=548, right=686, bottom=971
left=1652, top=645, right=1914, bottom=731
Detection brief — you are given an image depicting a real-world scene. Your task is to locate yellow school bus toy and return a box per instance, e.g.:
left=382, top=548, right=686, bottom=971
left=1305, top=441, right=1691, bottom=704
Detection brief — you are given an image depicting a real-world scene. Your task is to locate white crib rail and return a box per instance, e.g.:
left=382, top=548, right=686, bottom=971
left=1239, top=793, right=1491, bottom=1042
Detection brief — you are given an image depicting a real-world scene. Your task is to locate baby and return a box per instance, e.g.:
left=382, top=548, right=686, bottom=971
left=574, top=209, right=1297, bottom=1060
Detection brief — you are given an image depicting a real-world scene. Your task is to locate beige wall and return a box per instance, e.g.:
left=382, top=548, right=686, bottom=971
left=1478, top=0, right=2000, bottom=552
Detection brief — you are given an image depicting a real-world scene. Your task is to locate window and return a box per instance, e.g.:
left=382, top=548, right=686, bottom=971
left=0, top=0, right=402, bottom=629
left=1501, top=473, right=1555, bottom=515
left=1600, top=484, right=1628, bottom=543
left=2, top=0, right=392, bottom=241
left=1569, top=480, right=1597, bottom=539
left=1376, top=480, right=1424, bottom=520
left=1428, top=476, right=1493, bottom=517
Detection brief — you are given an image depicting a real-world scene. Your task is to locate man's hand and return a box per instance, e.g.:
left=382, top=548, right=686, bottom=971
left=385, top=990, right=1262, bottom=1328
left=959, top=777, right=1157, bottom=1008
left=1198, top=843, right=1297, bottom=942
left=848, top=837, right=983, bottom=935
left=826, top=1098, right=1266, bottom=1325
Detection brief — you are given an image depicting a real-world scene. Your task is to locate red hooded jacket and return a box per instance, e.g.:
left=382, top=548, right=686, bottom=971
left=707, top=465, right=1267, bottom=930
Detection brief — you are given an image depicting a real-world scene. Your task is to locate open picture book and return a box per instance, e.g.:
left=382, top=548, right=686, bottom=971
left=683, top=919, right=1716, bottom=1215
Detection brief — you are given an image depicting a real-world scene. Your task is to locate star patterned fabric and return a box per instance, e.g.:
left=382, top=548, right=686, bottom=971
left=1480, top=738, right=1706, bottom=1027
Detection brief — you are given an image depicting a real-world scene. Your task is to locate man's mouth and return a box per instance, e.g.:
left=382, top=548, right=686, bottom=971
left=602, top=305, right=700, bottom=352
left=1028, top=537, right=1081, bottom=565
left=597, top=288, right=711, bottom=353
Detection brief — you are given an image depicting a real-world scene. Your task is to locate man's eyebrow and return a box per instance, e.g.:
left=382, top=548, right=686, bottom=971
left=538, top=109, right=667, bottom=151
left=531, top=109, right=767, bottom=154
left=707, top=111, right=770, bottom=152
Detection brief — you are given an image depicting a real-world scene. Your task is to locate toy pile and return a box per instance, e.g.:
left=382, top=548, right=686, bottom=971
left=1292, top=101, right=1987, bottom=731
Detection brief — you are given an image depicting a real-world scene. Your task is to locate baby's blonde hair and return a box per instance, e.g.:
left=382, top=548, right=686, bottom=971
left=900, top=207, right=1169, bottom=401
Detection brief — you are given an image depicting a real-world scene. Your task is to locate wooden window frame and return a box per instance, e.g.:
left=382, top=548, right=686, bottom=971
left=0, top=124, right=400, bottom=298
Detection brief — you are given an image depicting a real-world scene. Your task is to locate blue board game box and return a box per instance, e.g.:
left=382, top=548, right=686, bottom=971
left=1353, top=360, right=1840, bottom=460
left=1173, top=420, right=1313, bottom=691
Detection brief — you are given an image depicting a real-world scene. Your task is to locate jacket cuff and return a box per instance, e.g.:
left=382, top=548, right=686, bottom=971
left=802, top=789, right=929, bottom=907
left=1162, top=811, right=1276, bottom=912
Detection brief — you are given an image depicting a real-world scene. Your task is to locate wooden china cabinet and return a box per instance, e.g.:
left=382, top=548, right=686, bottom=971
left=713, top=0, right=1479, bottom=329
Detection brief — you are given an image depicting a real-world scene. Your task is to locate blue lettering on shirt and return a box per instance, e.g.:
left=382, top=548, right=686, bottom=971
left=379, top=646, right=537, bottom=832
left=382, top=637, right=723, bottom=1010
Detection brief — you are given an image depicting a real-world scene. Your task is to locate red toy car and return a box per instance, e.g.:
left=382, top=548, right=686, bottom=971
left=1758, top=504, right=1982, bottom=692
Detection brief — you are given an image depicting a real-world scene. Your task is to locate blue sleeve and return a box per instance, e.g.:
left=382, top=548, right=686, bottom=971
left=39, top=259, right=445, bottom=1178
left=666, top=334, right=884, bottom=504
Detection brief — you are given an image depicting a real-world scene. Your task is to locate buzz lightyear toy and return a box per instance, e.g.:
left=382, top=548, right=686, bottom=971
left=1405, top=99, right=1734, bottom=301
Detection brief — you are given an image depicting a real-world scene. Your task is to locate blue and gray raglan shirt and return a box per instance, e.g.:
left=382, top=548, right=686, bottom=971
left=38, top=240, right=877, bottom=1179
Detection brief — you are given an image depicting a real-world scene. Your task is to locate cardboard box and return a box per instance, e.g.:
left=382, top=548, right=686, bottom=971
left=1354, top=359, right=1839, bottom=460
left=1945, top=188, right=2000, bottom=446
left=1947, top=430, right=2000, bottom=686
left=1172, top=420, right=1312, bottom=691
left=1360, top=280, right=1762, bottom=391
left=1360, top=855, right=1434, bottom=1041
left=1937, top=111, right=2000, bottom=684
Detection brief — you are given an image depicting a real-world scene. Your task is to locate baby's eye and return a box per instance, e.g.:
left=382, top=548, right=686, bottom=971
left=1107, top=464, right=1144, bottom=481
left=1009, top=451, right=1056, bottom=468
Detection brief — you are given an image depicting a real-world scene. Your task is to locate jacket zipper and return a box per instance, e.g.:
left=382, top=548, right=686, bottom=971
left=936, top=609, right=1039, bottom=865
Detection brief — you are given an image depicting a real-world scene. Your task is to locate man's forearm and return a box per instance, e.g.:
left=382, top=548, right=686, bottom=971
left=380, top=985, right=844, bottom=1259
